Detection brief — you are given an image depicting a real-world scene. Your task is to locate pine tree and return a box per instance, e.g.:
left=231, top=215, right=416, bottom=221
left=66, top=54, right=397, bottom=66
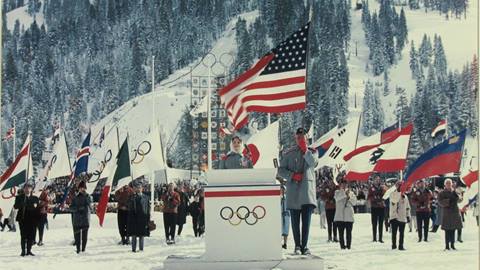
left=234, top=18, right=253, bottom=76
left=409, top=41, right=419, bottom=79
left=383, top=69, right=390, bottom=96
left=419, top=34, right=433, bottom=67
left=395, top=87, right=411, bottom=126
left=433, top=35, right=447, bottom=78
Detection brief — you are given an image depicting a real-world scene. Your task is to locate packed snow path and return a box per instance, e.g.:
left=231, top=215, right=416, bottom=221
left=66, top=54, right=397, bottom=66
left=0, top=213, right=477, bottom=270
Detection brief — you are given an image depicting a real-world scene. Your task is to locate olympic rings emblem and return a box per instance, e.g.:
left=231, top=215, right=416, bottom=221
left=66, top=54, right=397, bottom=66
left=1, top=186, right=17, bottom=199
left=220, top=205, right=266, bottom=226
left=131, top=141, right=152, bottom=164
left=90, top=149, right=113, bottom=183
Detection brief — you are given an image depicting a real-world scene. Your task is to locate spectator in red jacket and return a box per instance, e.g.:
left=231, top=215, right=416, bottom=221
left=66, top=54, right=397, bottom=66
left=37, top=187, right=53, bottom=246
left=320, top=180, right=338, bottom=242
left=411, top=179, right=433, bottom=242
left=161, top=182, right=180, bottom=245
left=368, top=176, right=386, bottom=243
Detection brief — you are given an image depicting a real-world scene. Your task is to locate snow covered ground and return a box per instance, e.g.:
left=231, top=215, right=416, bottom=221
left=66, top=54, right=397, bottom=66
left=0, top=212, right=477, bottom=270
left=6, top=0, right=46, bottom=31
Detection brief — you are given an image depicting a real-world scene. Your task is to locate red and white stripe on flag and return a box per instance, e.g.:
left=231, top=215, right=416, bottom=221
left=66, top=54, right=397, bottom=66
left=219, top=23, right=310, bottom=130
left=344, top=124, right=413, bottom=181
left=431, top=119, right=447, bottom=137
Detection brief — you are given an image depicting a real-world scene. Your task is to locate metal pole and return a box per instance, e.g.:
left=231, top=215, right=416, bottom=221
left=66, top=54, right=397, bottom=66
left=13, top=118, right=16, bottom=158
left=150, top=55, right=155, bottom=214
left=399, top=114, right=403, bottom=181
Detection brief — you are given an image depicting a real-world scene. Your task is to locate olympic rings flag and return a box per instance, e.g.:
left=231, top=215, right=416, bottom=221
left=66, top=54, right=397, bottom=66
left=87, top=129, right=120, bottom=193
left=130, top=128, right=165, bottom=179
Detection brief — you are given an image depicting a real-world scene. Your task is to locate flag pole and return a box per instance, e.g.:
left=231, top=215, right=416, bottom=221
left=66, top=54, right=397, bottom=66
left=13, top=118, right=16, bottom=158
left=302, top=4, right=314, bottom=127
left=126, top=133, right=135, bottom=183
left=26, top=131, right=32, bottom=184
left=444, top=116, right=448, bottom=141
left=150, top=55, right=156, bottom=215
left=399, top=114, right=403, bottom=181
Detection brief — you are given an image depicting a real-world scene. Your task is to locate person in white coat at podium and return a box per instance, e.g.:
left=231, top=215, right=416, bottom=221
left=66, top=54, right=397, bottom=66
left=277, top=127, right=319, bottom=255
left=219, top=136, right=253, bottom=169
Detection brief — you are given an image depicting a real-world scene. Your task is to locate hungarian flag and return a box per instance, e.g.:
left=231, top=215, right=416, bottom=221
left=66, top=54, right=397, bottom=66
left=431, top=119, right=447, bottom=138
left=310, top=117, right=361, bottom=170
left=219, top=23, right=310, bottom=130
left=343, top=124, right=413, bottom=181
left=241, top=121, right=279, bottom=168
left=401, top=130, right=466, bottom=192
left=0, top=134, right=32, bottom=191
left=0, top=134, right=33, bottom=214
left=97, top=137, right=131, bottom=226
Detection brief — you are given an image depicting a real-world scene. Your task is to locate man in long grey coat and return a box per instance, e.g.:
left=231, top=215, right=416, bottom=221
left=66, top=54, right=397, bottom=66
left=277, top=127, right=318, bottom=255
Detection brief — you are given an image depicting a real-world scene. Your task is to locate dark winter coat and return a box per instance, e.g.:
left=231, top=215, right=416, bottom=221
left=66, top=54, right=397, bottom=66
left=438, top=190, right=463, bottom=230
left=70, top=192, right=92, bottom=228
left=320, top=184, right=337, bottom=210
left=219, top=152, right=253, bottom=169
left=14, top=193, right=40, bottom=224
left=189, top=201, right=201, bottom=218
left=161, top=191, right=180, bottom=214
left=411, top=188, right=433, bottom=213
left=368, top=185, right=385, bottom=208
left=176, top=191, right=189, bottom=225
left=127, top=192, right=150, bottom=237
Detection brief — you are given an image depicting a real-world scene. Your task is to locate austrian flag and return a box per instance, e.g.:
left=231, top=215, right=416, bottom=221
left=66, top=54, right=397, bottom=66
left=219, top=23, right=310, bottom=130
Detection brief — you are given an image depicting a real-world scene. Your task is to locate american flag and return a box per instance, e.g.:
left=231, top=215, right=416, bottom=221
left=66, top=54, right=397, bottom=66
left=219, top=23, right=310, bottom=130
left=2, top=127, right=15, bottom=141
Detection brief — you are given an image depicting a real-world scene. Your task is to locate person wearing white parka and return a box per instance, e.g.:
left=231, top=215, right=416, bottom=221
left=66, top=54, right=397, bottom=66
left=389, top=181, right=411, bottom=251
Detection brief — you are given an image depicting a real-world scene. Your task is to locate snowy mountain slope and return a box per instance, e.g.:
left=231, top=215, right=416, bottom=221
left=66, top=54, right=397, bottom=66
left=87, top=11, right=259, bottom=169
left=6, top=0, right=46, bottom=31
left=348, top=1, right=478, bottom=125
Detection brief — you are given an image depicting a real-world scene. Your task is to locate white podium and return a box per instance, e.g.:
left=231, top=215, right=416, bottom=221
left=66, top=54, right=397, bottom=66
left=164, top=169, right=323, bottom=270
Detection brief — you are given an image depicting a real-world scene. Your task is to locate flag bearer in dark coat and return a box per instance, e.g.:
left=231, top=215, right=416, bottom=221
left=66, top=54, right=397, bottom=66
left=69, top=181, right=92, bottom=254
left=189, top=188, right=205, bottom=237
left=176, top=185, right=189, bottom=236
left=127, top=181, right=150, bottom=252
left=14, top=182, right=40, bottom=256
left=411, top=180, right=433, bottom=242
left=438, top=179, right=463, bottom=251
left=368, top=176, right=386, bottom=243
left=115, top=184, right=134, bottom=245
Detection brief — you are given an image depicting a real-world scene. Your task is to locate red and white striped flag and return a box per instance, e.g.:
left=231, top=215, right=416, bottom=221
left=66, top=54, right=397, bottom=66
left=2, top=127, right=15, bottom=141
left=219, top=23, right=310, bottom=130
left=431, top=119, right=447, bottom=138
left=343, top=124, right=413, bottom=181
